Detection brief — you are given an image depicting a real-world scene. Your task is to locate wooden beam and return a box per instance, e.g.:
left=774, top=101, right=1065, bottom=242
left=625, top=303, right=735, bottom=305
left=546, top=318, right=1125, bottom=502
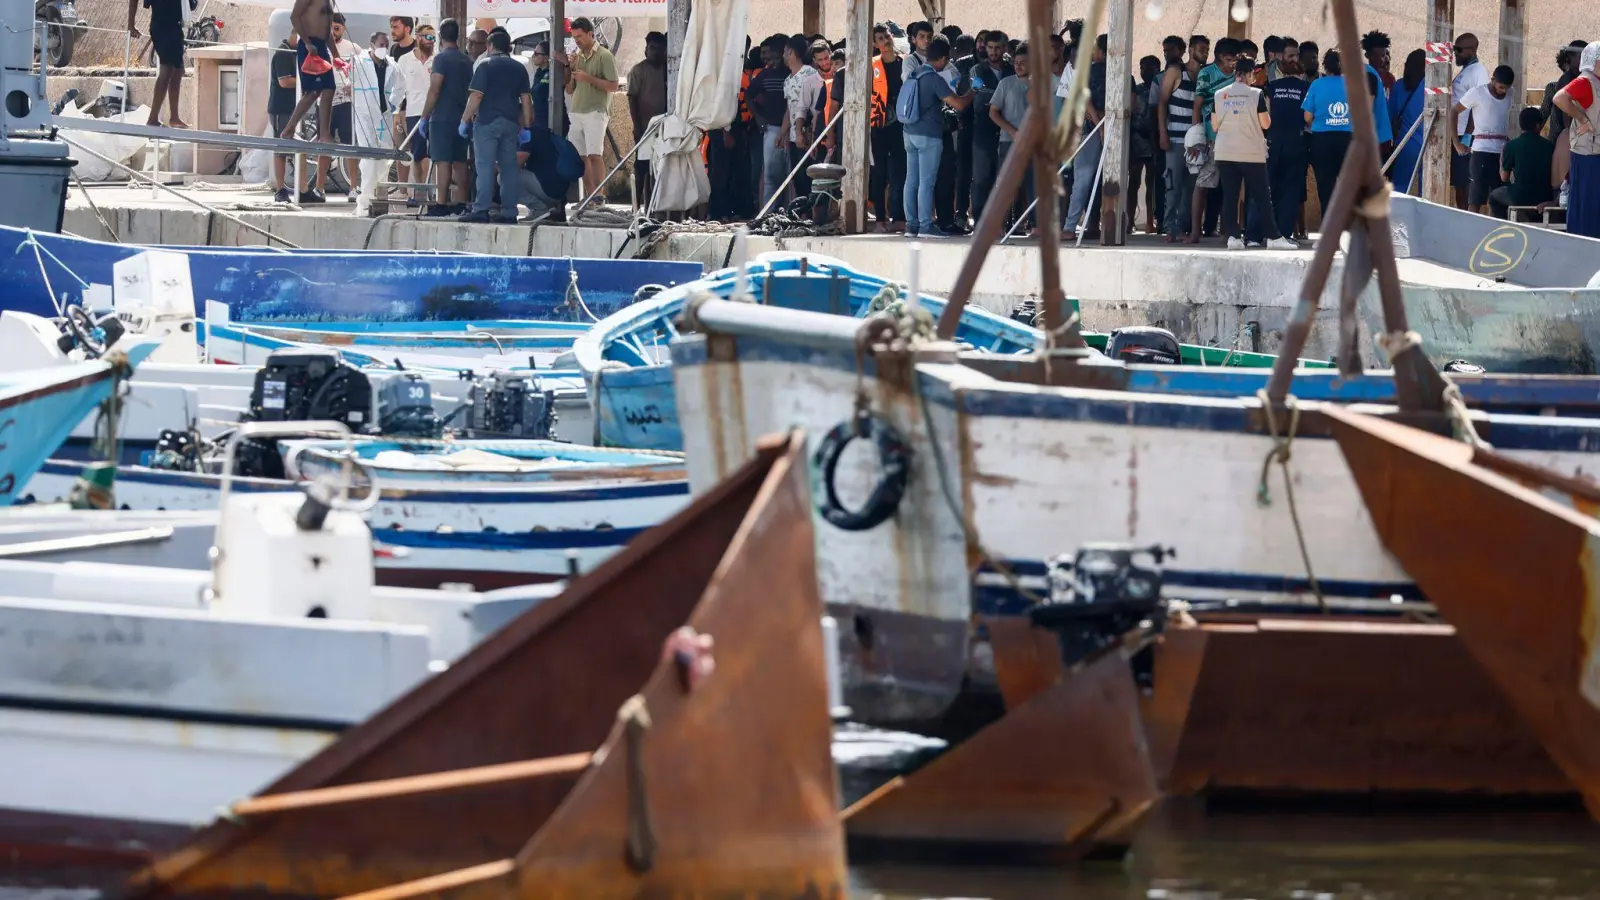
left=1100, top=0, right=1134, bottom=244
left=549, top=0, right=568, bottom=136
left=841, top=0, right=874, bottom=233
left=803, top=0, right=826, bottom=37
left=1499, top=0, right=1526, bottom=103
left=1028, top=0, right=1066, bottom=333
left=1422, top=0, right=1454, bottom=205
left=916, top=0, right=945, bottom=28
left=1226, top=0, right=1251, bottom=41
left=666, top=0, right=691, bottom=102
left=440, top=0, right=466, bottom=25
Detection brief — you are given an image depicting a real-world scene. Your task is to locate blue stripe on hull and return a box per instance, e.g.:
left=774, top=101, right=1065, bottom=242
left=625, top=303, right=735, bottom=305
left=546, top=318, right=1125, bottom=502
left=0, top=225, right=703, bottom=323
left=34, top=460, right=689, bottom=504
left=375, top=526, right=645, bottom=551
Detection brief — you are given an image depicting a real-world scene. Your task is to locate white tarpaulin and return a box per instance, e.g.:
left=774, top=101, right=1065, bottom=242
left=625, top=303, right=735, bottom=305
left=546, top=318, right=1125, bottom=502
left=645, top=0, right=749, bottom=212
left=468, top=0, right=667, bottom=17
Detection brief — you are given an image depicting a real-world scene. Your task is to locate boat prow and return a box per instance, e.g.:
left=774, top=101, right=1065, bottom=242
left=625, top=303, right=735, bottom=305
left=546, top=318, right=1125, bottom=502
left=1323, top=405, right=1600, bottom=816
left=124, top=431, right=843, bottom=899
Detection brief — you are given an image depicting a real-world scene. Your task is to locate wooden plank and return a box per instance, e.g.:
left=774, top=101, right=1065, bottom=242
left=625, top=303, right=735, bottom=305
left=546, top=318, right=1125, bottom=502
left=803, top=0, right=825, bottom=37
left=1499, top=0, right=1525, bottom=101
left=549, top=0, right=568, bottom=136
left=841, top=0, right=875, bottom=233
left=1226, top=0, right=1251, bottom=41
left=1100, top=0, right=1134, bottom=245
left=1423, top=0, right=1454, bottom=205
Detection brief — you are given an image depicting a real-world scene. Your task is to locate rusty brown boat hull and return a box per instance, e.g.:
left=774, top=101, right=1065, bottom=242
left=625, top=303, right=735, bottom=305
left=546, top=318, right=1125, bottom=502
left=1324, top=406, right=1600, bottom=817
left=841, top=616, right=1160, bottom=863
left=1143, top=618, right=1570, bottom=799
left=126, top=433, right=845, bottom=900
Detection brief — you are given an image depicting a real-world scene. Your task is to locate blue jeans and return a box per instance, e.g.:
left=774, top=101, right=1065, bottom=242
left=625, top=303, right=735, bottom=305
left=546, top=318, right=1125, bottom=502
left=1065, top=127, right=1104, bottom=232
left=472, top=117, right=520, bottom=216
left=1163, top=142, right=1195, bottom=236
left=903, top=131, right=942, bottom=234
left=761, top=125, right=789, bottom=210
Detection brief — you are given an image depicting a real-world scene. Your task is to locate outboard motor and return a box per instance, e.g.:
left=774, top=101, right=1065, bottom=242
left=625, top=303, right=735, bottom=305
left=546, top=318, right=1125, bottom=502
left=376, top=372, right=441, bottom=438
left=1033, top=543, right=1174, bottom=673
left=1009, top=298, right=1041, bottom=327
left=1442, top=359, right=1485, bottom=374
left=237, top=348, right=374, bottom=478
left=463, top=371, right=556, bottom=440
left=147, top=427, right=203, bottom=472
left=1105, top=326, right=1181, bottom=365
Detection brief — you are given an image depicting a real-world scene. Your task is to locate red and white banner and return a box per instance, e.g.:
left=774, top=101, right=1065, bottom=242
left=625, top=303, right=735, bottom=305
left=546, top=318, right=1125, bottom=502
left=467, top=0, right=666, bottom=17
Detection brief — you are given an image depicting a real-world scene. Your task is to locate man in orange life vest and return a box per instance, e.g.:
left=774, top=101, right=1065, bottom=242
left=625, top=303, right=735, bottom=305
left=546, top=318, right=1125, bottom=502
left=869, top=23, right=906, bottom=231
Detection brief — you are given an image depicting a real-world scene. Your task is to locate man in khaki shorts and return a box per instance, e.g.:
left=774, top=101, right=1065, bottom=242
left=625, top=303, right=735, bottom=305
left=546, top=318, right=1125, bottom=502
left=556, top=17, right=619, bottom=198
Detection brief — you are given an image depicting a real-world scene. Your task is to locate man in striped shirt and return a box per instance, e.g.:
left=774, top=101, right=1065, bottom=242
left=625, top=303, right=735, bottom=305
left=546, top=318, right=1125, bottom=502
left=1156, top=34, right=1196, bottom=239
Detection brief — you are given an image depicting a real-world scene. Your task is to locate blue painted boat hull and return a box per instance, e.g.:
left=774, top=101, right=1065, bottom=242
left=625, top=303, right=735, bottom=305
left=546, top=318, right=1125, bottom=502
left=0, top=343, right=158, bottom=505
left=576, top=253, right=1041, bottom=450
left=0, top=225, right=703, bottom=323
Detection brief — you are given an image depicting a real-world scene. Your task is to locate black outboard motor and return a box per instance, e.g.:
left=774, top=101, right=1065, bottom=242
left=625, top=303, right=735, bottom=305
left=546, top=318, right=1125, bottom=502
left=1105, top=326, right=1181, bottom=365
left=1442, top=359, right=1486, bottom=374
left=238, top=348, right=374, bottom=478
left=463, top=372, right=556, bottom=440
left=1009, top=298, right=1041, bottom=327
left=1032, top=543, right=1174, bottom=674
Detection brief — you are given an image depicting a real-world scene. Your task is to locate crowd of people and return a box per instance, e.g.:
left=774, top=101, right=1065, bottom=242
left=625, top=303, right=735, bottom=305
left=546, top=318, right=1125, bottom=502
left=264, top=5, right=630, bottom=224
left=235, top=0, right=1600, bottom=241
left=712, top=23, right=1600, bottom=243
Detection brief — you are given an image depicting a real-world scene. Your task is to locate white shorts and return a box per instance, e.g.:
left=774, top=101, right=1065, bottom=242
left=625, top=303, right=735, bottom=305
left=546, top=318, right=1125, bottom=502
left=568, top=110, right=609, bottom=157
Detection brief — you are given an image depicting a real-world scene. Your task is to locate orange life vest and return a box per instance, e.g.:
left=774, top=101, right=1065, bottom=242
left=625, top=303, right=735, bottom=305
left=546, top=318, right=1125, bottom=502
left=739, top=67, right=756, bottom=123
left=870, top=56, right=890, bottom=128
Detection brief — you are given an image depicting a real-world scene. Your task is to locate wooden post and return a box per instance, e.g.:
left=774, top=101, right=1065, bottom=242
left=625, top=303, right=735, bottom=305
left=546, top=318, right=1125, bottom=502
left=667, top=0, right=691, bottom=102
left=1226, top=0, right=1251, bottom=41
left=841, top=0, right=873, bottom=233
left=1100, top=0, right=1134, bottom=244
left=803, top=0, right=825, bottom=37
left=1499, top=0, right=1525, bottom=103
left=440, top=0, right=466, bottom=26
left=915, top=0, right=944, bottom=28
left=1050, top=0, right=1064, bottom=32
left=549, top=0, right=567, bottom=136
left=1028, top=0, right=1066, bottom=333
left=1422, top=0, right=1453, bottom=205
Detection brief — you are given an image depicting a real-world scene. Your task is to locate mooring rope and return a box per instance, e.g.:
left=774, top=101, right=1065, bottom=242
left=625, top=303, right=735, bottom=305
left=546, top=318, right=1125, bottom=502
left=1254, top=389, right=1327, bottom=613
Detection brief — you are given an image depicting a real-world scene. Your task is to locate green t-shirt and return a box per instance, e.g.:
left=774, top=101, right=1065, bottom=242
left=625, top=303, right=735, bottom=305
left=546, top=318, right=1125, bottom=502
left=1501, top=132, right=1555, bottom=207
left=571, top=44, right=618, bottom=114
left=1195, top=62, right=1232, bottom=140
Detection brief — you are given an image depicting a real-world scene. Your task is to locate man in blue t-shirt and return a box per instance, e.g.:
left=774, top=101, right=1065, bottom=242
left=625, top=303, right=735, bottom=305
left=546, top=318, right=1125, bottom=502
left=900, top=35, right=972, bottom=238
left=460, top=31, right=532, bottom=223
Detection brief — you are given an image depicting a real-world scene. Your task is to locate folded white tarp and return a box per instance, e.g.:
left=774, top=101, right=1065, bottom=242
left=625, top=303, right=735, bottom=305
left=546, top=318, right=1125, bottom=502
left=646, top=0, right=749, bottom=212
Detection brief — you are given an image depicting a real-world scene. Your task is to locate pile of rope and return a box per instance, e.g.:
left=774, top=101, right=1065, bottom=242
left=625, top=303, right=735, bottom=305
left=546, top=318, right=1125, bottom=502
left=863, top=283, right=937, bottom=343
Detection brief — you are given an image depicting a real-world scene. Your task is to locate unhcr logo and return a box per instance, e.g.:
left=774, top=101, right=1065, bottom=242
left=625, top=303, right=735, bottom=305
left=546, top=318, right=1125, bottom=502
left=1326, top=100, right=1350, bottom=127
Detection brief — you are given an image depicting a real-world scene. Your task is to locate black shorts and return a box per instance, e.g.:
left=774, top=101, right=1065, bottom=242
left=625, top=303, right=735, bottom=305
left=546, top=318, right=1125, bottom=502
left=150, top=14, right=184, bottom=68
left=1450, top=147, right=1470, bottom=187
left=1468, top=151, right=1504, bottom=206
left=405, top=116, right=428, bottom=163
left=428, top=122, right=468, bottom=163
left=330, top=103, right=352, bottom=144
left=270, top=112, right=293, bottom=156
left=296, top=38, right=335, bottom=94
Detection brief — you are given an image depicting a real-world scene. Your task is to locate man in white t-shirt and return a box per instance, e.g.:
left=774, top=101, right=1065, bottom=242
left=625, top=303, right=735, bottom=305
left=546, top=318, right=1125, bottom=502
left=1454, top=64, right=1515, bottom=215
left=388, top=24, right=435, bottom=204
left=1449, top=32, right=1490, bottom=209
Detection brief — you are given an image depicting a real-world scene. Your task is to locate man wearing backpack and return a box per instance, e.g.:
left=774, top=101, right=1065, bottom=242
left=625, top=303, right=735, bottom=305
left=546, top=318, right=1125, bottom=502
left=899, top=35, right=974, bottom=238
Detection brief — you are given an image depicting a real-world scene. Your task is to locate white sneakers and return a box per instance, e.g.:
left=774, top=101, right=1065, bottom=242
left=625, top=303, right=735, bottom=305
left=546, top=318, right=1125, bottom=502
left=1226, top=236, right=1300, bottom=251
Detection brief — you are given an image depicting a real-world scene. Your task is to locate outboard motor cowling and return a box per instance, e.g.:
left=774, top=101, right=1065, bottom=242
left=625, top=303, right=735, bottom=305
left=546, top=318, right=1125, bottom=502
left=1106, top=326, right=1181, bottom=365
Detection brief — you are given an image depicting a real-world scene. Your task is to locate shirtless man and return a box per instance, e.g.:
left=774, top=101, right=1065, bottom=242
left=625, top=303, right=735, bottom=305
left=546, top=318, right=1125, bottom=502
left=279, top=0, right=338, bottom=202
left=126, top=0, right=187, bottom=127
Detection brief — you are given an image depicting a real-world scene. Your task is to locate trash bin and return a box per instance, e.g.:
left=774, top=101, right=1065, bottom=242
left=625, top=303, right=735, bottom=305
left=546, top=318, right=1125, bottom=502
left=0, top=138, right=75, bottom=233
